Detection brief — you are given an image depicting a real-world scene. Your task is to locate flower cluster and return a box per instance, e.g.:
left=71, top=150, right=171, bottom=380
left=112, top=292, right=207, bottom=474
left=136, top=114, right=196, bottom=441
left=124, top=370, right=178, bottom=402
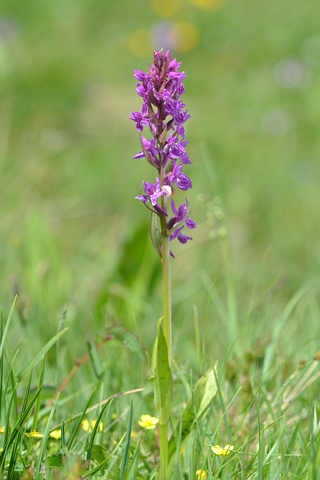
left=130, top=48, right=195, bottom=257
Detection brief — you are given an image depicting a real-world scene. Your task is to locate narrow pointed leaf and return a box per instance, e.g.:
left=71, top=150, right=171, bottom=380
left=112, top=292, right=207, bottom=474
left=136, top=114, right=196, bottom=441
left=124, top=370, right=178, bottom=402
left=150, top=318, right=173, bottom=424
left=120, top=399, right=133, bottom=479
left=35, top=393, right=60, bottom=477
left=87, top=340, right=104, bottom=379
left=168, top=366, right=217, bottom=460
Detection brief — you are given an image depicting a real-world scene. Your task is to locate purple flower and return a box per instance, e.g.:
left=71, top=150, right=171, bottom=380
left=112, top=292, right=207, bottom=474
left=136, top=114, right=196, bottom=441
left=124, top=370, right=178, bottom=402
left=135, top=178, right=168, bottom=215
left=169, top=142, right=186, bottom=159
left=177, top=172, right=192, bottom=191
left=131, top=48, right=195, bottom=254
left=180, top=152, right=191, bottom=165
left=174, top=109, right=191, bottom=125
left=186, top=217, right=196, bottom=229
left=129, top=111, right=149, bottom=133
left=133, top=70, right=148, bottom=82
left=176, top=124, right=185, bottom=139
left=170, top=226, right=193, bottom=244
left=132, top=137, right=160, bottom=168
left=167, top=161, right=192, bottom=191
left=167, top=199, right=196, bottom=231
left=135, top=82, right=148, bottom=98
left=171, top=199, right=187, bottom=221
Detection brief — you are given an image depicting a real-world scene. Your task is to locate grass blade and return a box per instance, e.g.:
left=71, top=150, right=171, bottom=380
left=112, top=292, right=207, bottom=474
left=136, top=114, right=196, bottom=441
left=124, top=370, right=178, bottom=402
left=67, top=387, right=97, bottom=450
left=16, top=327, right=68, bottom=382
left=0, top=297, right=17, bottom=360
left=35, top=393, right=60, bottom=477
left=0, top=383, right=43, bottom=468
left=86, top=395, right=114, bottom=464
left=120, top=399, right=133, bottom=480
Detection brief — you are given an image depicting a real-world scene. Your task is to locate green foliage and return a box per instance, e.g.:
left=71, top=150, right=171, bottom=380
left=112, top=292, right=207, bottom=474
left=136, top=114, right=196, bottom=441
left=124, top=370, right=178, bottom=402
left=149, top=318, right=173, bottom=425
left=0, top=0, right=320, bottom=477
left=168, top=366, right=218, bottom=463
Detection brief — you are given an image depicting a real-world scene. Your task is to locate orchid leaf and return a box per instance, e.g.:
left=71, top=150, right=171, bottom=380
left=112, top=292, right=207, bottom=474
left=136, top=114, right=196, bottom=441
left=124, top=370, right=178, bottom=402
left=149, top=318, right=173, bottom=424
left=168, top=365, right=218, bottom=461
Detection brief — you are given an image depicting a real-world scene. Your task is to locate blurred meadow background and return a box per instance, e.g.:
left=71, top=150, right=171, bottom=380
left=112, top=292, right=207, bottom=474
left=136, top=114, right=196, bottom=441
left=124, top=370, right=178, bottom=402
left=1, top=0, right=320, bottom=464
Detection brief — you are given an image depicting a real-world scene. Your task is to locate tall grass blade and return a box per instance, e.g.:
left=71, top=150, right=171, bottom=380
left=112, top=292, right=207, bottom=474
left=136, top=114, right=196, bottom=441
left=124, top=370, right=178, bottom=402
left=67, top=387, right=97, bottom=450
left=17, top=327, right=68, bottom=382
left=0, top=297, right=17, bottom=360
left=21, top=365, right=33, bottom=414
left=86, top=395, right=114, bottom=464
left=83, top=432, right=126, bottom=478
left=0, top=383, right=43, bottom=468
left=4, top=383, right=18, bottom=445
left=262, top=278, right=320, bottom=379
left=7, top=434, right=21, bottom=479
left=31, top=356, right=45, bottom=432
left=120, top=399, right=133, bottom=480
left=5, top=346, right=18, bottom=426
left=35, top=393, right=60, bottom=478
left=127, top=441, right=140, bottom=480
left=213, top=366, right=231, bottom=443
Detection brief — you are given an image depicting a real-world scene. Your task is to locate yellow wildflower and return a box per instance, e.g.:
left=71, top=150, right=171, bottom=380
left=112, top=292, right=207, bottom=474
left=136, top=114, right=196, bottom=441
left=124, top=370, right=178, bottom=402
left=81, top=419, right=103, bottom=433
left=138, top=415, right=159, bottom=430
left=196, top=469, right=207, bottom=479
left=49, top=429, right=62, bottom=440
left=25, top=430, right=44, bottom=438
left=0, top=427, right=5, bottom=434
left=211, top=444, right=234, bottom=456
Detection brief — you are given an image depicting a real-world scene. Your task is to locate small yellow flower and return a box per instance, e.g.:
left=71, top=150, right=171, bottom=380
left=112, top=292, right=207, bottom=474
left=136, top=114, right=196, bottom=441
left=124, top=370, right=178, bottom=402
left=25, top=430, right=44, bottom=439
left=49, top=429, right=62, bottom=440
left=196, top=469, right=207, bottom=479
left=81, top=419, right=103, bottom=433
left=211, top=444, right=234, bottom=456
left=0, top=426, right=5, bottom=434
left=138, top=415, right=159, bottom=430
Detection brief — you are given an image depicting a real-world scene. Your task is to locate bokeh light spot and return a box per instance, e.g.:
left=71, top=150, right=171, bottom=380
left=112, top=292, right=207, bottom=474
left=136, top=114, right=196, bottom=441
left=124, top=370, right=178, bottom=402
left=262, top=109, right=290, bottom=138
left=128, top=29, right=155, bottom=57
left=274, top=59, right=310, bottom=89
left=189, top=0, right=227, bottom=11
left=171, top=21, right=200, bottom=53
left=150, top=0, right=182, bottom=18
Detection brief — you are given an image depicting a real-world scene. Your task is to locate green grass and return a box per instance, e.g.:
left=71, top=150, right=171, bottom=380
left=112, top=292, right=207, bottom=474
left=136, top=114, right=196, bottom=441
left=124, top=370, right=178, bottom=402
left=0, top=0, right=320, bottom=477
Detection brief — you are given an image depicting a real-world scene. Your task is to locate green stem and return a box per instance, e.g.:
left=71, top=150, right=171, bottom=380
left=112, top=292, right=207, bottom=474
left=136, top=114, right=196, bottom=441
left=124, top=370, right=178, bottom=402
left=159, top=422, right=168, bottom=480
left=158, top=141, right=172, bottom=480
left=160, top=211, right=172, bottom=366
